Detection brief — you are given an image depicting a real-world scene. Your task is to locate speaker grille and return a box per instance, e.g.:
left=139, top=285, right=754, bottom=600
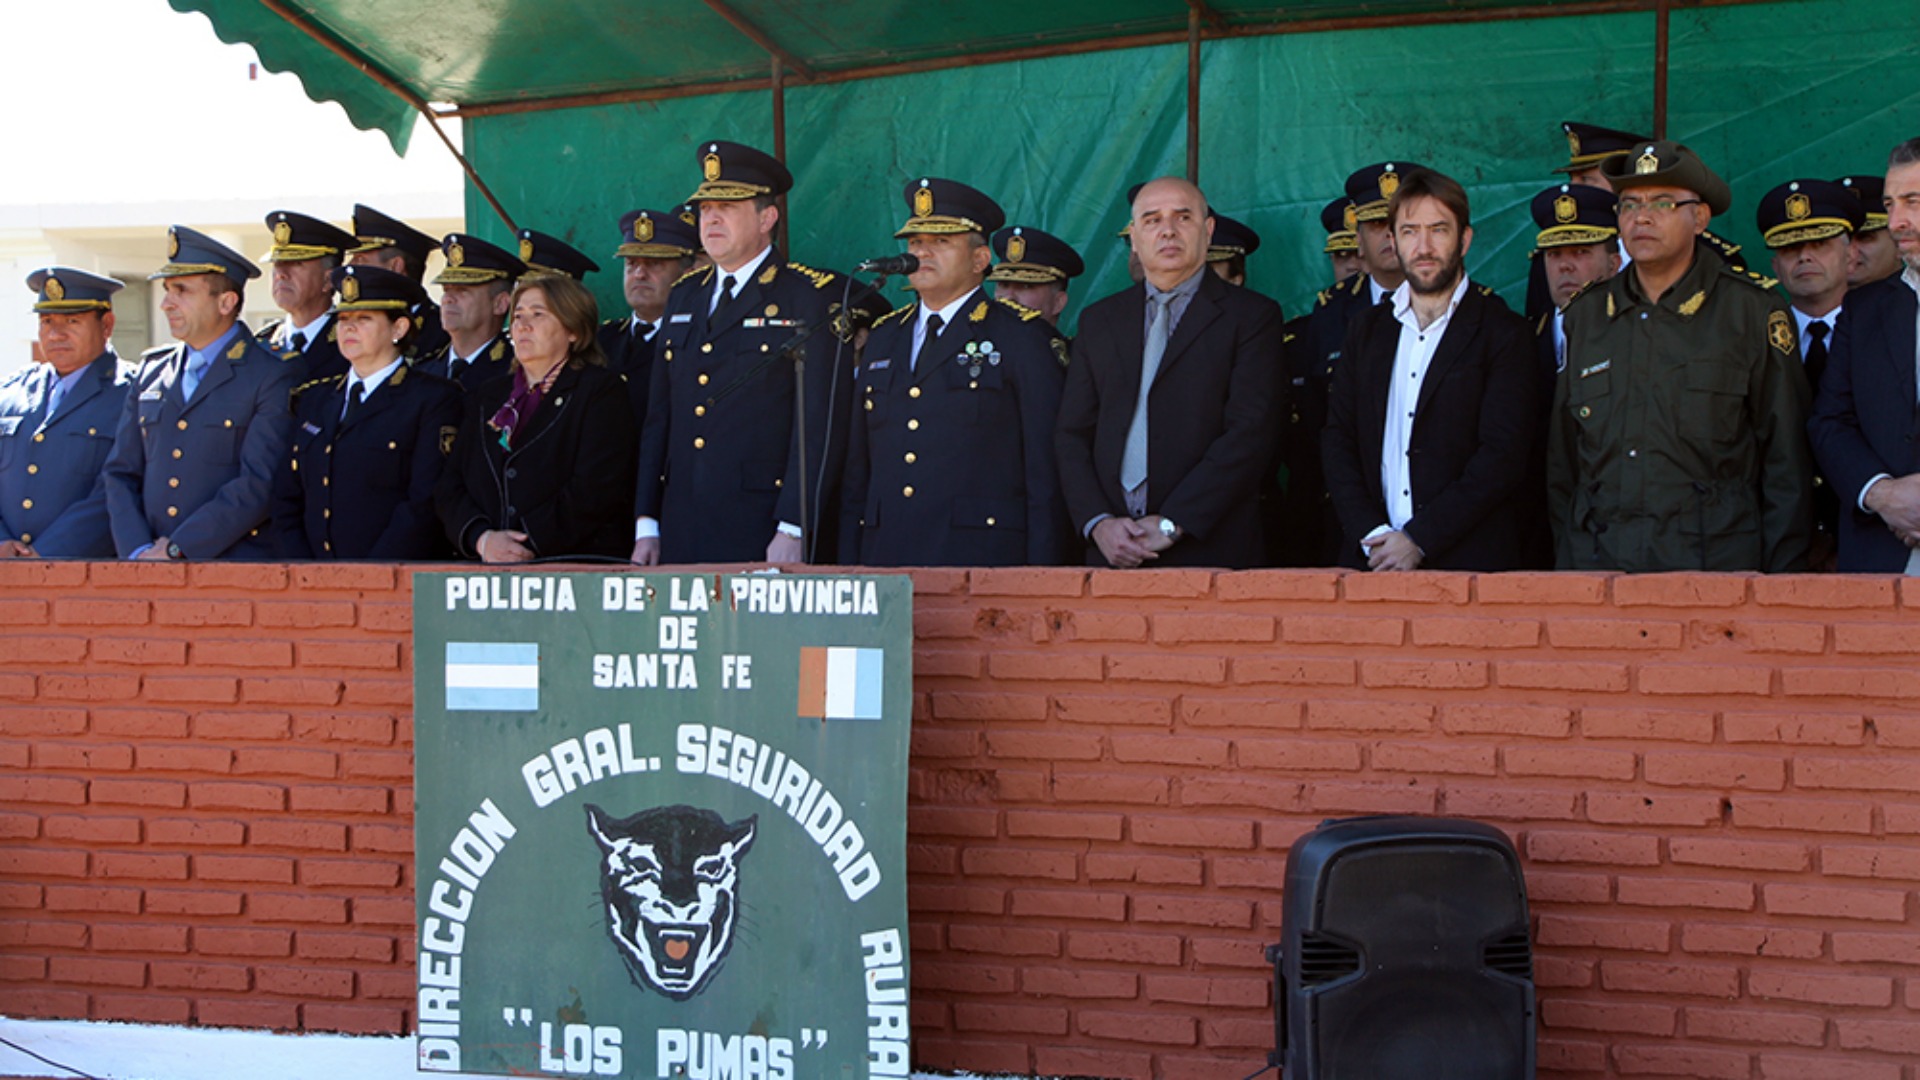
left=1482, top=932, right=1532, bottom=979
left=1297, top=933, right=1362, bottom=986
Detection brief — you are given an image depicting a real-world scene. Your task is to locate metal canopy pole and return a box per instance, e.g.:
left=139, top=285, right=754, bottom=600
left=255, top=0, right=517, bottom=233
left=772, top=56, right=790, bottom=254
left=1652, top=0, right=1671, bottom=138
left=1187, top=6, right=1202, bottom=182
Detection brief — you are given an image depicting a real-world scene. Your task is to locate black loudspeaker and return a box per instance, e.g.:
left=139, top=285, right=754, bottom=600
left=1267, top=815, right=1534, bottom=1080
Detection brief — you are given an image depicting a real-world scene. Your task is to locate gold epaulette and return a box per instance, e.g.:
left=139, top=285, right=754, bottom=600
left=1722, top=264, right=1779, bottom=291
left=873, top=303, right=916, bottom=328
left=1315, top=288, right=1331, bottom=308
left=1349, top=275, right=1366, bottom=295
left=786, top=262, right=836, bottom=290
left=673, top=265, right=711, bottom=288
left=290, top=373, right=344, bottom=403
left=995, top=297, right=1041, bottom=321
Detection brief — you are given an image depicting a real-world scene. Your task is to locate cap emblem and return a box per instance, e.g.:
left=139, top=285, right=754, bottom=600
left=273, top=220, right=293, bottom=245
left=519, top=237, right=535, bottom=261
left=703, top=152, right=722, bottom=183
left=1567, top=129, right=1581, bottom=158
left=1378, top=169, right=1400, bottom=198
left=1635, top=146, right=1660, bottom=175
left=341, top=274, right=361, bottom=302
left=168, top=229, right=181, bottom=259
left=913, top=185, right=935, bottom=218
left=45, top=276, right=65, bottom=302
left=448, top=243, right=465, bottom=267
left=635, top=215, right=654, bottom=243
left=1785, top=193, right=1811, bottom=221
left=679, top=205, right=697, bottom=226
left=1342, top=204, right=1358, bottom=231
left=1006, top=233, right=1027, bottom=263
left=1554, top=195, right=1577, bottom=224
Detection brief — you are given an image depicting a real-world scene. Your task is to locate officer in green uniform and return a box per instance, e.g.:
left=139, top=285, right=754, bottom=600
left=1549, top=140, right=1814, bottom=572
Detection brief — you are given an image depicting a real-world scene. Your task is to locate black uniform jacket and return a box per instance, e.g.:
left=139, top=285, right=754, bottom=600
left=1321, top=283, right=1538, bottom=571
left=1055, top=268, right=1285, bottom=569
left=271, top=363, right=463, bottom=559
left=636, top=251, right=845, bottom=563
left=839, top=289, right=1068, bottom=567
left=436, top=362, right=638, bottom=561
left=1808, top=274, right=1920, bottom=573
left=416, top=335, right=515, bottom=395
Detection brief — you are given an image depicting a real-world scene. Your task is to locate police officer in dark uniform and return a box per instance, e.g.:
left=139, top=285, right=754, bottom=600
left=517, top=229, right=601, bottom=280
left=257, top=210, right=358, bottom=382
left=1550, top=141, right=1813, bottom=572
left=840, top=178, right=1067, bottom=567
left=598, top=209, right=699, bottom=435
left=416, top=233, right=525, bottom=393
left=345, top=204, right=449, bottom=359
left=1268, top=199, right=1358, bottom=566
left=1285, top=163, right=1423, bottom=564
left=103, top=226, right=296, bottom=560
left=986, top=225, right=1083, bottom=338
left=1837, top=174, right=1901, bottom=286
left=0, top=269, right=133, bottom=557
left=1206, top=214, right=1261, bottom=287
left=272, top=265, right=463, bottom=559
left=1320, top=198, right=1362, bottom=284
left=632, top=139, right=848, bottom=565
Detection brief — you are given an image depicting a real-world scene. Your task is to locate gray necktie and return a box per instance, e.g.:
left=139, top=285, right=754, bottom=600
left=1120, top=294, right=1172, bottom=492
left=182, top=351, right=212, bottom=402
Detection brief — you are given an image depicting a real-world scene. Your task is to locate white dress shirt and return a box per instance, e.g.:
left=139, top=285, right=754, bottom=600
left=341, top=356, right=405, bottom=419
left=911, top=291, right=974, bottom=371
left=709, top=245, right=773, bottom=314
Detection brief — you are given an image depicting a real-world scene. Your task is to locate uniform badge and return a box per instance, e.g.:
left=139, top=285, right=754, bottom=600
left=273, top=219, right=293, bottom=245
left=914, top=185, right=935, bottom=218
left=168, top=229, right=181, bottom=258
left=1566, top=129, right=1581, bottom=159
left=448, top=243, right=466, bottom=267
left=1677, top=291, right=1706, bottom=317
left=679, top=205, right=697, bottom=226
left=704, top=152, right=722, bottom=182
left=1378, top=167, right=1399, bottom=199
left=968, top=300, right=988, bottom=323
left=1767, top=310, right=1794, bottom=355
left=45, top=276, right=64, bottom=302
left=764, top=304, right=779, bottom=317
left=758, top=264, right=777, bottom=285
left=519, top=237, right=535, bottom=261
left=1006, top=232, right=1027, bottom=263
left=1051, top=337, right=1070, bottom=368
left=227, top=340, right=246, bottom=360
left=635, top=215, right=654, bottom=242
left=1554, top=195, right=1577, bottom=224
left=341, top=275, right=361, bottom=303
left=440, top=425, right=458, bottom=455
left=1635, top=146, right=1660, bottom=175
left=1785, top=193, right=1811, bottom=221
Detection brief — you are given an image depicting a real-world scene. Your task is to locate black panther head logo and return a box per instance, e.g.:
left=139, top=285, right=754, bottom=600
left=585, top=803, right=757, bottom=1001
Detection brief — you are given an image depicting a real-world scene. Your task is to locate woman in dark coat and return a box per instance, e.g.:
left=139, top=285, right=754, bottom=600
left=272, top=264, right=463, bottom=559
left=436, top=272, right=638, bottom=562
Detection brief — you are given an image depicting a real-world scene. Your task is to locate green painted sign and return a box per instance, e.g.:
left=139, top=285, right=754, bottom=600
left=413, top=572, right=913, bottom=1079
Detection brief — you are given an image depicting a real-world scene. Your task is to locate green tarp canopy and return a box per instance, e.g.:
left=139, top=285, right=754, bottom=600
left=169, top=0, right=1917, bottom=328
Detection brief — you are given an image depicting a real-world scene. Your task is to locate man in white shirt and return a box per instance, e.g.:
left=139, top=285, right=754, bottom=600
left=1321, top=168, right=1538, bottom=572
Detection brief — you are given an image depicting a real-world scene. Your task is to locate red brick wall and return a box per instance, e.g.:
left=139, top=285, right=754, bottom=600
left=4, top=563, right=1919, bottom=1080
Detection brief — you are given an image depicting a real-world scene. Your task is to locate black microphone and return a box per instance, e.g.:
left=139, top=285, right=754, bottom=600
left=856, top=253, right=919, bottom=275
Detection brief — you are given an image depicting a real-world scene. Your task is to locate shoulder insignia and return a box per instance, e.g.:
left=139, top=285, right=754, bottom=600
left=602, top=316, right=623, bottom=329
left=786, top=262, right=836, bottom=290
left=995, top=297, right=1041, bottom=321
left=1606, top=293, right=1616, bottom=319
left=1350, top=275, right=1366, bottom=296
left=1050, top=336, right=1070, bottom=368
left=326, top=324, right=337, bottom=343
left=1677, top=291, right=1707, bottom=318
left=290, top=373, right=344, bottom=404
left=1315, top=289, right=1330, bottom=308
left=873, top=303, right=917, bottom=328
left=968, top=300, right=990, bottom=324
left=758, top=263, right=779, bottom=286
left=489, top=341, right=507, bottom=362
left=1282, top=331, right=1298, bottom=345
left=440, top=425, right=458, bottom=456
left=1536, top=312, right=1550, bottom=335
left=389, top=364, right=408, bottom=387
left=1477, top=284, right=1496, bottom=297
left=1767, top=310, right=1794, bottom=355
left=226, top=340, right=247, bottom=361
left=673, top=265, right=711, bottom=288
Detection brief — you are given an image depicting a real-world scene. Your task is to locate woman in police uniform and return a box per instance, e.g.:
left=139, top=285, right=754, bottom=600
left=435, top=273, right=637, bottom=563
left=270, top=265, right=463, bottom=559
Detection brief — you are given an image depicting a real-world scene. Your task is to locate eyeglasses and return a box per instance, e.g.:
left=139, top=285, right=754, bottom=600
left=1615, top=197, right=1704, bottom=217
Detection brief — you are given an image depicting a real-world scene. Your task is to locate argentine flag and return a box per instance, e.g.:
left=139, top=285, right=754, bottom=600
left=445, top=642, right=540, bottom=711
left=797, top=646, right=884, bottom=720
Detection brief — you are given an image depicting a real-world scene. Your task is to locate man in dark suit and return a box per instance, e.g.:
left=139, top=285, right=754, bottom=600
left=415, top=233, right=524, bottom=393
left=257, top=210, right=357, bottom=382
left=1055, top=176, right=1285, bottom=570
left=1322, top=168, right=1537, bottom=572
left=632, top=140, right=847, bottom=566
left=839, top=178, right=1066, bottom=567
left=1809, top=139, right=1920, bottom=573
left=598, top=208, right=698, bottom=436
left=0, top=268, right=133, bottom=558
left=102, top=226, right=296, bottom=561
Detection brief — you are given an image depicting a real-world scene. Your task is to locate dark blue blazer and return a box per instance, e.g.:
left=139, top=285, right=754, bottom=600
left=1808, top=275, right=1920, bottom=572
left=102, top=326, right=297, bottom=559
left=0, top=351, right=132, bottom=556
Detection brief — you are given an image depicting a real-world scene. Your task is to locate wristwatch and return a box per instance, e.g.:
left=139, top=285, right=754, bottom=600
left=1158, top=517, right=1179, bottom=541
left=165, top=541, right=185, bottom=560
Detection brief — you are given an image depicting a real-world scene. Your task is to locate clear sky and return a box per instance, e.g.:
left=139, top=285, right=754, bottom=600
left=0, top=0, right=461, bottom=207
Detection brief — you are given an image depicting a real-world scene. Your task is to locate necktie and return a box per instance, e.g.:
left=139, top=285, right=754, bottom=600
left=1121, top=294, right=1173, bottom=492
left=43, top=378, right=66, bottom=422
left=291, top=330, right=308, bottom=353
left=182, top=351, right=212, bottom=403
left=712, top=276, right=735, bottom=315
left=342, top=381, right=365, bottom=423
left=1804, top=321, right=1829, bottom=395
left=634, top=320, right=653, bottom=341
left=914, top=314, right=945, bottom=371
